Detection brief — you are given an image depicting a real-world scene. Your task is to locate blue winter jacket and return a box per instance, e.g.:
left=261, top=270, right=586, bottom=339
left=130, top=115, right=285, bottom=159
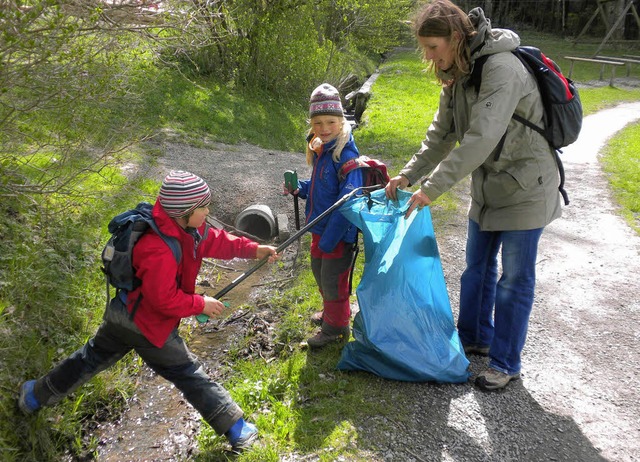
left=297, top=134, right=363, bottom=253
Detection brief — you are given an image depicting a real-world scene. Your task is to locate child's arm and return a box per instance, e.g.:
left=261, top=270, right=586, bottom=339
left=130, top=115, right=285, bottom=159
left=297, top=179, right=310, bottom=199
left=200, top=227, right=259, bottom=260
left=317, top=153, right=364, bottom=253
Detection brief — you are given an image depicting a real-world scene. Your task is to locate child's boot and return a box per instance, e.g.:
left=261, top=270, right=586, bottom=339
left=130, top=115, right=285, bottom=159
left=310, top=310, right=324, bottom=326
left=225, top=417, right=258, bottom=453
left=307, top=322, right=350, bottom=349
left=18, top=380, right=41, bottom=414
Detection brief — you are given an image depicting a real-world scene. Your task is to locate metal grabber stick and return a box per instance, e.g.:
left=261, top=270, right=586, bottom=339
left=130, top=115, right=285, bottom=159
left=196, top=184, right=381, bottom=323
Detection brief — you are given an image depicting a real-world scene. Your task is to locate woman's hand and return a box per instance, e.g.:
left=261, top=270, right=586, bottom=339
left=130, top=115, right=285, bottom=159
left=405, top=190, right=432, bottom=219
left=256, top=245, right=279, bottom=263
left=385, top=175, right=410, bottom=201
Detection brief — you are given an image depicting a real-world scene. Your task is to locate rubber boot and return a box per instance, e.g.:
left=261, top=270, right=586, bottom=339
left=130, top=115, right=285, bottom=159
left=307, top=322, right=350, bottom=349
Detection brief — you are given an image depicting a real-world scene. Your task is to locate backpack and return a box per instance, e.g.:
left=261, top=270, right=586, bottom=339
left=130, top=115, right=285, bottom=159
left=337, top=156, right=390, bottom=294
left=470, top=45, right=583, bottom=205
left=101, top=202, right=181, bottom=315
left=338, top=156, right=390, bottom=189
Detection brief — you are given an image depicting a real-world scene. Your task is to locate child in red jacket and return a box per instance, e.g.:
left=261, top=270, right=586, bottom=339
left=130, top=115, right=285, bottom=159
left=18, top=171, right=278, bottom=453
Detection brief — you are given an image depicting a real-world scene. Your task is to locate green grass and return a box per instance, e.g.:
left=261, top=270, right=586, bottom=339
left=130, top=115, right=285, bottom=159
left=136, top=70, right=308, bottom=151
left=601, top=121, right=640, bottom=233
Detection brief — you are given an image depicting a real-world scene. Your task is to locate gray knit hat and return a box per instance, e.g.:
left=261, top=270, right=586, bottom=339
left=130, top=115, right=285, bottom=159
left=158, top=170, right=211, bottom=218
left=309, top=83, right=344, bottom=118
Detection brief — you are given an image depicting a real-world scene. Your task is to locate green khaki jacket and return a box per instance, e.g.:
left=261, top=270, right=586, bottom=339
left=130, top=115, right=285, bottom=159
left=400, top=8, right=562, bottom=231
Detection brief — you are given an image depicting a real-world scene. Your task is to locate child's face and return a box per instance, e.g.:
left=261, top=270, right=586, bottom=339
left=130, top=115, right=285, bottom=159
left=186, top=204, right=210, bottom=228
left=311, top=115, right=342, bottom=143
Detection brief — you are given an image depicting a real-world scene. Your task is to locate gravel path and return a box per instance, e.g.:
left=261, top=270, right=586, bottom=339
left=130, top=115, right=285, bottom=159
left=98, top=103, right=640, bottom=461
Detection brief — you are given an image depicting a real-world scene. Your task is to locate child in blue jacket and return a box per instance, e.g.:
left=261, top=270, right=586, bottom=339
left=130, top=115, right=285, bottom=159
left=286, top=83, right=363, bottom=348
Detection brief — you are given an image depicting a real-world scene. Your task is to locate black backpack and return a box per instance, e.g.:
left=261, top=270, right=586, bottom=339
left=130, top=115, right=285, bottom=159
left=101, top=202, right=181, bottom=315
left=470, top=46, right=583, bottom=205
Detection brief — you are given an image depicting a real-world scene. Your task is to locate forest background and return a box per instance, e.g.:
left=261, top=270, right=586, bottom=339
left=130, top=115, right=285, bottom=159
left=1, top=1, right=639, bottom=461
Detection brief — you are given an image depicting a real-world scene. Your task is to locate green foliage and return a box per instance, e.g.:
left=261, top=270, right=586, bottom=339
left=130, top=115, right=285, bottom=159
left=138, top=70, right=308, bottom=150
left=163, top=0, right=412, bottom=99
left=356, top=49, right=440, bottom=166
left=578, top=86, right=640, bottom=115
left=0, top=164, right=157, bottom=461
left=601, top=122, right=640, bottom=234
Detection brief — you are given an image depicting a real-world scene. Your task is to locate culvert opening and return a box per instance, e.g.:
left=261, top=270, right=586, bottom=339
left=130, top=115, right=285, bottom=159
left=234, top=205, right=276, bottom=241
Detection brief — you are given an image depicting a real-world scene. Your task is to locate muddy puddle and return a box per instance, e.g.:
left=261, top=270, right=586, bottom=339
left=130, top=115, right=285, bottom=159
left=95, top=244, right=297, bottom=461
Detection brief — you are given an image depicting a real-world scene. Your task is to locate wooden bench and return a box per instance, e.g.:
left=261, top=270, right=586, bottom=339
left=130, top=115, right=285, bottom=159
left=564, top=56, right=625, bottom=86
left=595, top=55, right=640, bottom=77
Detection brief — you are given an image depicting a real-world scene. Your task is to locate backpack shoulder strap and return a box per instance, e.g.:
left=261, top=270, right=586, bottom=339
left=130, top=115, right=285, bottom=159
left=134, top=202, right=182, bottom=264
left=468, top=54, right=490, bottom=93
left=338, top=158, right=360, bottom=181
left=144, top=218, right=182, bottom=264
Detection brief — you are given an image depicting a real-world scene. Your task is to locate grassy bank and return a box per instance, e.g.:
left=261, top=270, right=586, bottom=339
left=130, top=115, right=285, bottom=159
left=2, top=33, right=640, bottom=462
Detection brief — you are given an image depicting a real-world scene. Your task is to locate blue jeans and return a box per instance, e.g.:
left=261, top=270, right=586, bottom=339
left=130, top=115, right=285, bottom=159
left=457, top=219, right=543, bottom=375
left=33, top=297, right=242, bottom=435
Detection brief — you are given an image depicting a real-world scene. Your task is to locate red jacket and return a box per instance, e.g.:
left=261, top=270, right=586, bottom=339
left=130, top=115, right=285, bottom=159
left=128, top=200, right=259, bottom=347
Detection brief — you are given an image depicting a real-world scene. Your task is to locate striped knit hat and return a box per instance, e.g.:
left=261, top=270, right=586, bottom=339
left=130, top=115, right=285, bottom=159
left=158, top=170, right=211, bottom=218
left=309, top=83, right=344, bottom=118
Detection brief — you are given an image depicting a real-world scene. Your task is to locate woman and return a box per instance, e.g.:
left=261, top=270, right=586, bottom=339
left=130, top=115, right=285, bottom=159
left=385, top=0, right=562, bottom=390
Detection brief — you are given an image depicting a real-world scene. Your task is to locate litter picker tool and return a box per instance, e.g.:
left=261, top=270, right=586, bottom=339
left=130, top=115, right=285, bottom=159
left=284, top=170, right=300, bottom=230
left=196, top=184, right=381, bottom=323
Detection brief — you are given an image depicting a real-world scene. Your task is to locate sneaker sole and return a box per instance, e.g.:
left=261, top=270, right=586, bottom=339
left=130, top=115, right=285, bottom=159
left=231, top=431, right=258, bottom=453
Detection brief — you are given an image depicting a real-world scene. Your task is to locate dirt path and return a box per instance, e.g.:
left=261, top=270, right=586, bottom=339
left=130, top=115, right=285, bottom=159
left=522, top=102, right=640, bottom=461
left=96, top=103, right=640, bottom=461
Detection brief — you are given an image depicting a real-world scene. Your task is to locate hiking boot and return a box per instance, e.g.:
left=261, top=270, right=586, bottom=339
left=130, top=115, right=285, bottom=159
left=306, top=324, right=349, bottom=349
left=475, top=368, right=520, bottom=391
left=311, top=307, right=355, bottom=326
left=18, top=380, right=41, bottom=414
left=310, top=310, right=324, bottom=326
left=463, top=344, right=490, bottom=356
left=226, top=419, right=258, bottom=453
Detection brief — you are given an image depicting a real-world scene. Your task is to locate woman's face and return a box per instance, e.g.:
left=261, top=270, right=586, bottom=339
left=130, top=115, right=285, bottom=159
left=311, top=115, right=342, bottom=143
left=418, top=35, right=456, bottom=71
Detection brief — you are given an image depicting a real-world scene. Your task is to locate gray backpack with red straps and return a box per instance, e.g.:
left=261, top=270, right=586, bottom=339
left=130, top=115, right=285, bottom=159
left=470, top=46, right=583, bottom=205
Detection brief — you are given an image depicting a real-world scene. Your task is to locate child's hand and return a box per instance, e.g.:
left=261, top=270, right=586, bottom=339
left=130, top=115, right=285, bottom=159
left=202, top=296, right=225, bottom=318
left=256, top=245, right=279, bottom=263
left=282, top=181, right=299, bottom=196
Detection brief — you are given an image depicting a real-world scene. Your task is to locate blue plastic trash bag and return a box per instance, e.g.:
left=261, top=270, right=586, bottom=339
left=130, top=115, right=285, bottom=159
left=337, top=189, right=470, bottom=383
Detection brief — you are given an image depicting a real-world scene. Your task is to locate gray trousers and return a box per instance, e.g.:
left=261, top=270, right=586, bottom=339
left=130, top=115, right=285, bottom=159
left=33, top=297, right=242, bottom=435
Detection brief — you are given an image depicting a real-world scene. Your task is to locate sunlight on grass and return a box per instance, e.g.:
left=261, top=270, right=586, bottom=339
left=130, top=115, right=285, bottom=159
left=601, top=121, right=640, bottom=234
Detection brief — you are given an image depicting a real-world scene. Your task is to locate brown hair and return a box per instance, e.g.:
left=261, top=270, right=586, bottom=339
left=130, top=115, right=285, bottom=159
left=412, top=0, right=476, bottom=84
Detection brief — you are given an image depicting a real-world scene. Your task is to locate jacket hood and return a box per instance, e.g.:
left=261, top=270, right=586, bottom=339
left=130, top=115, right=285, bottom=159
left=468, top=7, right=520, bottom=60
